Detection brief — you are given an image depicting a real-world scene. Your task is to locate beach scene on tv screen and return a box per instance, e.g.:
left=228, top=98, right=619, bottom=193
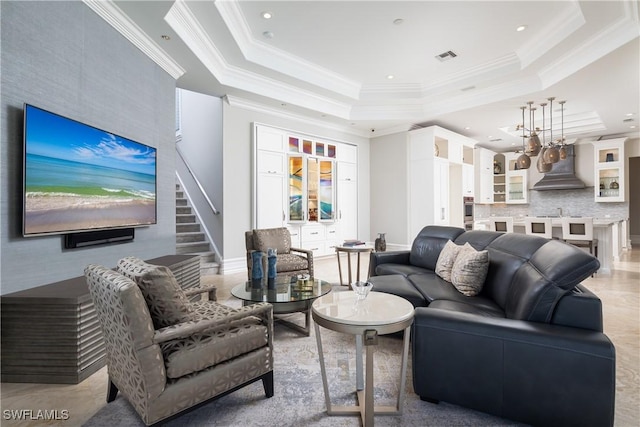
left=24, top=106, right=156, bottom=235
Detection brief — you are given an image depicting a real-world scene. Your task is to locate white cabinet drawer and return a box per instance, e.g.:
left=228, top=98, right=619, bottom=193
left=301, top=241, right=324, bottom=258
left=301, top=225, right=325, bottom=242
left=325, top=225, right=338, bottom=241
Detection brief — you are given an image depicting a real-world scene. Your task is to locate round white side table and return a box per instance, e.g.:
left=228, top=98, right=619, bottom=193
left=311, top=291, right=414, bottom=426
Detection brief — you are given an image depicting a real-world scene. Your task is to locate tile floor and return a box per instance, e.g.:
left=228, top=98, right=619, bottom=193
left=1, top=249, right=638, bottom=426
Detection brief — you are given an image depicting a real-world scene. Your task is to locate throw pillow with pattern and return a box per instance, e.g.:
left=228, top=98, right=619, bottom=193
left=451, top=242, right=489, bottom=297
left=435, top=240, right=463, bottom=282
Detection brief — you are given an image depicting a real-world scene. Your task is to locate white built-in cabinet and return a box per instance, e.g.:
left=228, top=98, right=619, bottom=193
left=253, top=124, right=357, bottom=257
left=408, top=126, right=477, bottom=240
left=475, top=147, right=496, bottom=204
left=593, top=138, right=626, bottom=202
left=504, top=152, right=529, bottom=204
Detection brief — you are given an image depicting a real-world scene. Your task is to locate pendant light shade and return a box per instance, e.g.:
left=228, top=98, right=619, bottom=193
left=545, top=146, right=560, bottom=163
left=525, top=103, right=541, bottom=156
left=537, top=147, right=552, bottom=173
left=559, top=146, right=568, bottom=160
left=517, top=152, right=531, bottom=169
left=526, top=133, right=541, bottom=156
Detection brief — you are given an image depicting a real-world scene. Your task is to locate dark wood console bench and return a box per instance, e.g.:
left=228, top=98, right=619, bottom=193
left=1, top=255, right=201, bottom=384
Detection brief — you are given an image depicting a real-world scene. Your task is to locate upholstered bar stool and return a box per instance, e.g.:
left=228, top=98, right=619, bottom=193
left=561, top=217, right=598, bottom=258
left=489, top=217, right=514, bottom=233
left=524, top=217, right=553, bottom=239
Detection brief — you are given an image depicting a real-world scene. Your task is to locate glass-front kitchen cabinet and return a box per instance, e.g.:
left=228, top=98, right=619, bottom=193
left=288, top=155, right=335, bottom=223
left=504, top=152, right=528, bottom=204
left=593, top=138, right=626, bottom=202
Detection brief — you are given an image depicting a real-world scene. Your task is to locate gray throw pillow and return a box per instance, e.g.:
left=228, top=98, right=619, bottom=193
left=435, top=240, right=462, bottom=282
left=117, top=257, right=194, bottom=329
left=451, top=243, right=489, bottom=297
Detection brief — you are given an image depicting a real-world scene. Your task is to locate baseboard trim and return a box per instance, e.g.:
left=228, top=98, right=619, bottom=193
left=220, top=256, right=246, bottom=275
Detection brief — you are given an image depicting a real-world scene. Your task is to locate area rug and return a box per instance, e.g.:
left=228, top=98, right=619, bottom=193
left=84, top=289, right=525, bottom=427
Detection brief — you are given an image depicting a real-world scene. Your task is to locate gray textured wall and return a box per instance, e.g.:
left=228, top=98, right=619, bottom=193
left=1, top=1, right=176, bottom=294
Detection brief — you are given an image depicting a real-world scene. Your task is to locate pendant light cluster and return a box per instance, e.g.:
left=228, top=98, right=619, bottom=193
left=514, top=97, right=567, bottom=172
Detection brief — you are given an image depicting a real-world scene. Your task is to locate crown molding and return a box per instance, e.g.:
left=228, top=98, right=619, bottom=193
left=538, top=10, right=640, bottom=88
left=214, top=0, right=361, bottom=99
left=82, top=0, right=185, bottom=79
left=224, top=95, right=369, bottom=139
left=166, top=1, right=352, bottom=119
left=350, top=103, right=424, bottom=121
left=516, top=2, right=586, bottom=69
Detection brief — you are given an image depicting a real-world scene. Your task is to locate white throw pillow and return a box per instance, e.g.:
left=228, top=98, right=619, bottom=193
left=435, top=240, right=463, bottom=282
left=451, top=242, right=489, bottom=296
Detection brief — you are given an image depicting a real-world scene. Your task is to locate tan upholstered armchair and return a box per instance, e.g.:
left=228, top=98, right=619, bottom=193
left=245, top=227, right=314, bottom=281
left=84, top=257, right=274, bottom=426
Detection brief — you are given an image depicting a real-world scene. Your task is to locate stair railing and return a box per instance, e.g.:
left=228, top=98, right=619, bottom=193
left=176, top=145, right=220, bottom=216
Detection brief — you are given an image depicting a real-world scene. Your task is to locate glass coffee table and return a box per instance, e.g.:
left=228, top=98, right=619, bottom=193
left=231, top=276, right=332, bottom=336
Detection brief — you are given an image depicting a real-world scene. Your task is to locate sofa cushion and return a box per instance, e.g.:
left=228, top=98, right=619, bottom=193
left=408, top=272, right=502, bottom=313
left=117, top=257, right=195, bottom=329
left=428, top=299, right=505, bottom=318
left=435, top=240, right=463, bottom=282
left=451, top=243, right=489, bottom=297
left=160, top=318, right=268, bottom=379
left=375, top=263, right=431, bottom=277
left=253, top=227, right=291, bottom=254
left=369, top=274, right=427, bottom=307
left=409, top=226, right=466, bottom=271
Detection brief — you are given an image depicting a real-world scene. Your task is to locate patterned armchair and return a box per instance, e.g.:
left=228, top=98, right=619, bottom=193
left=84, top=257, right=274, bottom=426
left=245, top=227, right=314, bottom=281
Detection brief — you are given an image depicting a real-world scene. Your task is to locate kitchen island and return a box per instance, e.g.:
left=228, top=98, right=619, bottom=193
left=474, top=217, right=625, bottom=274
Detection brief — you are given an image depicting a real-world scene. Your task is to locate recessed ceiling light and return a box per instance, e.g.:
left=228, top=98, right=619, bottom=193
left=263, top=31, right=274, bottom=39
left=387, top=75, right=395, bottom=80
left=464, top=126, right=471, bottom=130
left=262, top=12, right=272, bottom=19
left=393, top=18, right=404, bottom=25
left=630, top=125, right=637, bottom=129
left=626, top=113, right=635, bottom=116
left=161, top=35, right=171, bottom=40
left=516, top=25, right=527, bottom=32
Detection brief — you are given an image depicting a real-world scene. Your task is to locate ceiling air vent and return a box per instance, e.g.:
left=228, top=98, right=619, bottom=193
left=435, top=50, right=457, bottom=62
left=489, top=138, right=503, bottom=142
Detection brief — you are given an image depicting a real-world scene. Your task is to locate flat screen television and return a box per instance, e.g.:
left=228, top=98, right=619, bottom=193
left=23, top=104, right=157, bottom=237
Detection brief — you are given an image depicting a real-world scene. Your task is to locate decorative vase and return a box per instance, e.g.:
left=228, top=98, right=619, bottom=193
left=374, top=233, right=386, bottom=252
left=251, top=250, right=264, bottom=282
left=267, top=248, right=277, bottom=289
left=606, top=153, right=614, bottom=162
left=609, top=181, right=619, bottom=190
left=493, top=161, right=502, bottom=174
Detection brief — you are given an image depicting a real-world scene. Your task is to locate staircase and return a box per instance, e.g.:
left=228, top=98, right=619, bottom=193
left=175, top=183, right=220, bottom=275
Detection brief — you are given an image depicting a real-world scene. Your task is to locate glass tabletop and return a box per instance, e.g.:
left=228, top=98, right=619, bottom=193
left=231, top=276, right=332, bottom=304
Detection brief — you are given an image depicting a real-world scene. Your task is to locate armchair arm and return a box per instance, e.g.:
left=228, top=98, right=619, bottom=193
left=184, top=283, right=217, bottom=301
left=153, top=302, right=274, bottom=344
left=291, top=247, right=314, bottom=277
left=412, top=307, right=615, bottom=427
left=369, top=250, right=410, bottom=276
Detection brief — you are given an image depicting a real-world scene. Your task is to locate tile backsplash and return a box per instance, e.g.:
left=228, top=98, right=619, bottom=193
left=475, top=187, right=628, bottom=220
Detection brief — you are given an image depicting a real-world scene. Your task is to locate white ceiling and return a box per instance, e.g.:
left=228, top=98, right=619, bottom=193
left=98, top=0, right=640, bottom=151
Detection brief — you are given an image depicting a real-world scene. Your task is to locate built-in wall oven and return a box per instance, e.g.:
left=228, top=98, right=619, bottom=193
left=463, top=197, right=474, bottom=230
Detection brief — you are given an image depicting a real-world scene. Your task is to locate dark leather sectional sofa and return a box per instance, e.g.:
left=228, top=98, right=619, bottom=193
left=368, top=225, right=615, bottom=427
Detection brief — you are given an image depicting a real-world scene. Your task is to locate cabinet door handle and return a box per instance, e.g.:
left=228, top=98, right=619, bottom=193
left=311, top=232, right=319, bottom=235
left=282, top=210, right=285, bottom=221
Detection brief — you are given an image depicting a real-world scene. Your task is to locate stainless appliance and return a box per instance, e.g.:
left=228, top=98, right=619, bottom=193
left=463, top=197, right=474, bottom=230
